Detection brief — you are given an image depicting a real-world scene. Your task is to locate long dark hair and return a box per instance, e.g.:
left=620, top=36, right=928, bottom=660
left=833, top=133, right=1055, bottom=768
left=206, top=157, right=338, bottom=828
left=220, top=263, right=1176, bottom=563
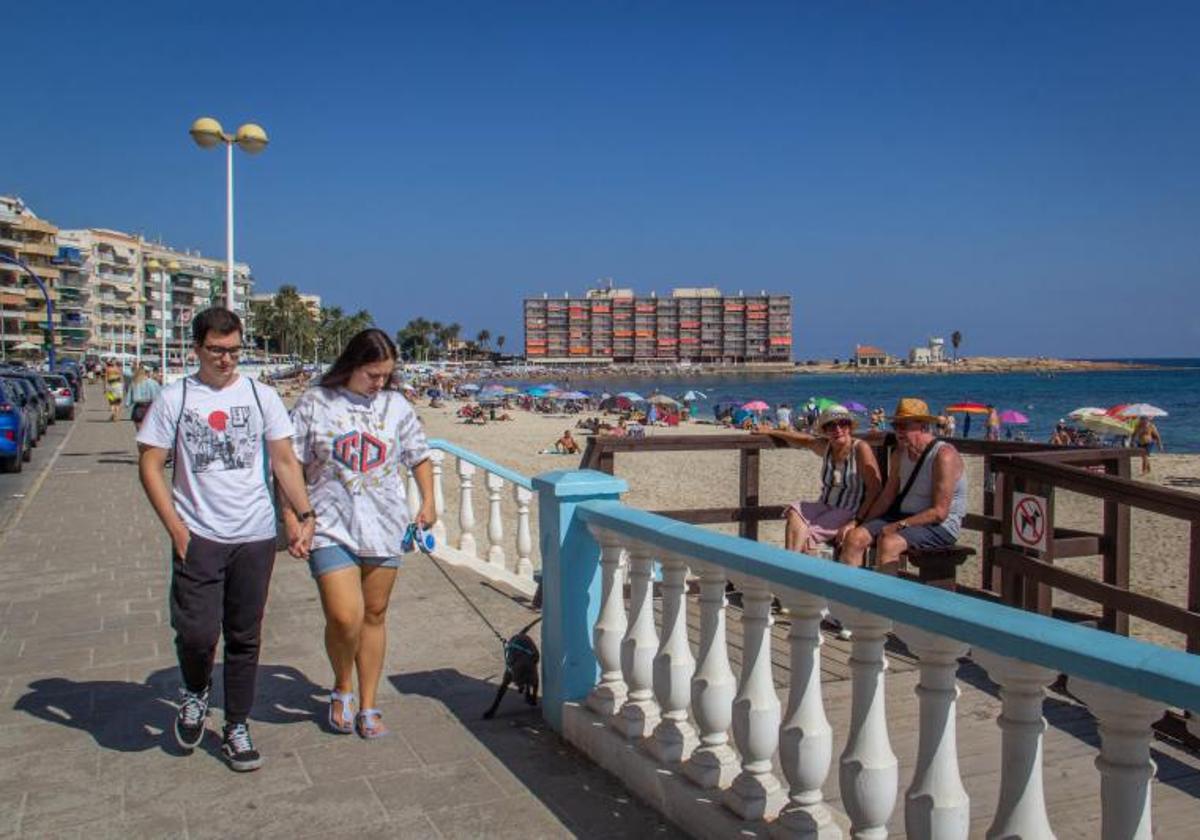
left=319, top=328, right=398, bottom=390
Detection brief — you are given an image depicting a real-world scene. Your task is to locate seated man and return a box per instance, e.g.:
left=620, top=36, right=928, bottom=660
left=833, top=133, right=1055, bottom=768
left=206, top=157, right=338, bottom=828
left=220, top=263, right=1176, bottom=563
left=840, top=398, right=967, bottom=570
left=554, top=429, right=580, bottom=454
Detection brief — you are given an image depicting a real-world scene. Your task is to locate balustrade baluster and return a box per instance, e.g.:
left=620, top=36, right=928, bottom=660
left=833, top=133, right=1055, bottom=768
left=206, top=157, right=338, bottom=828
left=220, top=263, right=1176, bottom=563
left=647, top=553, right=697, bottom=763
left=613, top=547, right=660, bottom=739
left=973, top=651, right=1056, bottom=840
left=485, top=471, right=505, bottom=567
left=406, top=468, right=420, bottom=518
left=429, top=450, right=447, bottom=546
left=1072, top=679, right=1162, bottom=840
left=587, top=539, right=628, bottom=717
left=895, top=625, right=970, bottom=840
left=724, top=581, right=786, bottom=821
left=456, top=457, right=477, bottom=556
left=514, top=484, right=534, bottom=579
left=683, top=564, right=739, bottom=790
left=776, top=589, right=840, bottom=839
left=837, top=606, right=897, bottom=840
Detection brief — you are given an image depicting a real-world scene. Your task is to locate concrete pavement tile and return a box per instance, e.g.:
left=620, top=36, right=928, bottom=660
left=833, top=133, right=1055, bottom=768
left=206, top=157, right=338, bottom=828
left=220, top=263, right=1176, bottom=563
left=113, top=743, right=312, bottom=803
left=90, top=641, right=159, bottom=668
left=0, top=746, right=109, bottom=794
left=4, top=613, right=103, bottom=640
left=0, top=647, right=94, bottom=679
left=184, top=778, right=385, bottom=840
left=298, top=814, right=442, bottom=840
left=427, top=794, right=572, bottom=840
left=399, top=720, right=490, bottom=764
left=368, top=759, right=508, bottom=822
left=0, top=791, right=23, bottom=836
left=101, top=610, right=161, bottom=630
left=0, top=719, right=96, bottom=760
left=295, top=731, right=422, bottom=780
left=18, top=628, right=126, bottom=658
left=19, top=784, right=122, bottom=834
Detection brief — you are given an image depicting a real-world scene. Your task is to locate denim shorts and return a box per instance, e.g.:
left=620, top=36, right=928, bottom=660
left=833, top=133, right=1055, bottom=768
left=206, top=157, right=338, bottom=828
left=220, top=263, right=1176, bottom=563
left=308, top=543, right=400, bottom=579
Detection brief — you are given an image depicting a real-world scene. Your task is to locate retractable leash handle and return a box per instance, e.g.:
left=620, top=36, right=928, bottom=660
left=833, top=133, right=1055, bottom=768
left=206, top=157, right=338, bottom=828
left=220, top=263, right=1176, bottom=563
left=401, top=522, right=436, bottom=554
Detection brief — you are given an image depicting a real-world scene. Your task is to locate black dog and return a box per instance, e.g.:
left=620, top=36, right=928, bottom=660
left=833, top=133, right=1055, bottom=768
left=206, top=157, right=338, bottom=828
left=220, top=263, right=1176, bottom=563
left=483, top=627, right=540, bottom=719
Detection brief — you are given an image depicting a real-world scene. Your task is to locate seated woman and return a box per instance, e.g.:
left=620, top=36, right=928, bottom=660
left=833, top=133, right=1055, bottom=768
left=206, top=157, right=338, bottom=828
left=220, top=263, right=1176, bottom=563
left=757, top=405, right=881, bottom=556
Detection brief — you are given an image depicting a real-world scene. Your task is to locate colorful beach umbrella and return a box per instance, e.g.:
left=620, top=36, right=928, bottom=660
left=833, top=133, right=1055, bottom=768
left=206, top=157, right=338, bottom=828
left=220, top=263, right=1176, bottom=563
left=558, top=391, right=589, bottom=400
left=459, top=383, right=480, bottom=392
left=1067, top=407, right=1106, bottom=420
left=843, top=400, right=868, bottom=413
left=1078, top=413, right=1135, bottom=436
left=680, top=390, right=708, bottom=401
left=1107, top=403, right=1167, bottom=418
left=648, top=394, right=679, bottom=406
left=999, top=409, right=1029, bottom=425
left=617, top=391, right=646, bottom=402
left=945, top=402, right=990, bottom=414
left=742, top=400, right=771, bottom=412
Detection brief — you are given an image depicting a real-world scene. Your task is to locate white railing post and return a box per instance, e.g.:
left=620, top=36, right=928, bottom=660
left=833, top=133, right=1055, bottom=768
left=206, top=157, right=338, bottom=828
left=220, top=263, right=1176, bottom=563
left=647, top=553, right=697, bottom=764
left=587, top=539, right=628, bottom=718
left=406, top=467, right=420, bottom=519
left=513, top=484, right=534, bottom=579
left=429, top=449, right=447, bottom=546
left=1072, top=679, right=1162, bottom=840
left=776, top=589, right=841, bottom=839
left=724, top=581, right=786, bottom=821
left=683, top=564, right=739, bottom=790
left=613, top=547, right=660, bottom=739
left=456, top=457, right=477, bottom=556
left=484, top=471, right=506, bottom=568
left=895, top=625, right=970, bottom=840
left=837, top=605, right=898, bottom=840
left=974, top=651, right=1056, bottom=840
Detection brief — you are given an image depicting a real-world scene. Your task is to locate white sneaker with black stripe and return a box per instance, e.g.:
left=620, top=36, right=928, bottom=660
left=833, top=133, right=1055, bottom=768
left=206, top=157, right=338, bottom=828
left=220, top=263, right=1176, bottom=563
left=221, top=722, right=263, bottom=772
left=174, top=686, right=210, bottom=750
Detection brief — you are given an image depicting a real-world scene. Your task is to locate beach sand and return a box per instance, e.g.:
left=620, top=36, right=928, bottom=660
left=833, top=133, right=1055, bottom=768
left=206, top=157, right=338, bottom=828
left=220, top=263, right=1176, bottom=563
left=419, top=400, right=1199, bottom=650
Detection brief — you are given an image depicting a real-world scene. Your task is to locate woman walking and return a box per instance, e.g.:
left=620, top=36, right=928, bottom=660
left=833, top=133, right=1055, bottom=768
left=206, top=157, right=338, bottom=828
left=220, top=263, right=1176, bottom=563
left=125, top=365, right=161, bottom=430
left=285, top=329, right=435, bottom=739
left=104, top=359, right=124, bottom=422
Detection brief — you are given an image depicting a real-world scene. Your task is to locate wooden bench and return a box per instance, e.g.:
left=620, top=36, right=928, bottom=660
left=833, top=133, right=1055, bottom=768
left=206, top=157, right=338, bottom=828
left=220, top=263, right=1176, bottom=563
left=899, top=545, right=976, bottom=591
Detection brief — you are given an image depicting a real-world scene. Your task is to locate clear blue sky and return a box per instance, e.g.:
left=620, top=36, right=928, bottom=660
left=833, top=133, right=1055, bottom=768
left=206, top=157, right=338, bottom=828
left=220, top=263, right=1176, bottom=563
left=5, top=1, right=1198, bottom=358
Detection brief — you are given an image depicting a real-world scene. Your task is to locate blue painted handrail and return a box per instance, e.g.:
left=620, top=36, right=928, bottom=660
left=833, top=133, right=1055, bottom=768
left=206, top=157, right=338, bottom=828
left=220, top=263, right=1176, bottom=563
left=428, top=438, right=534, bottom=490
left=576, top=499, right=1200, bottom=712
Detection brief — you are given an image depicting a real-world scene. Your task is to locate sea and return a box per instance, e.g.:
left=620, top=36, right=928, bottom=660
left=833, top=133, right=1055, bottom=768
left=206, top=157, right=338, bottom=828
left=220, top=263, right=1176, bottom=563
left=531, top=358, right=1200, bottom=452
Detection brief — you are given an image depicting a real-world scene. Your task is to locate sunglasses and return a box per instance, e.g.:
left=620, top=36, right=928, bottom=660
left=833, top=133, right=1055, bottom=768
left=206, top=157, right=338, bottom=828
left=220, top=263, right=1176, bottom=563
left=823, top=419, right=853, bottom=429
left=203, top=345, right=242, bottom=358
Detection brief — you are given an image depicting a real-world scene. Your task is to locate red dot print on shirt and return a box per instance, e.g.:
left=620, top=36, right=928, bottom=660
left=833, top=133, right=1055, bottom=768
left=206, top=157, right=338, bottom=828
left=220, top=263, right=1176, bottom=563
left=208, top=410, right=229, bottom=432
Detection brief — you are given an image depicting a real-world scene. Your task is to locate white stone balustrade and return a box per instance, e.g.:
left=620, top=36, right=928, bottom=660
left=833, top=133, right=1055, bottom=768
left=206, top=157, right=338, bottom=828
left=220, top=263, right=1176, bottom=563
left=513, top=484, right=534, bottom=578
left=614, top=546, right=661, bottom=739
left=428, top=449, right=447, bottom=546
left=647, top=552, right=698, bottom=764
left=485, top=471, right=505, bottom=567
left=683, top=563, right=740, bottom=791
left=586, top=540, right=628, bottom=718
left=456, top=458, right=477, bottom=555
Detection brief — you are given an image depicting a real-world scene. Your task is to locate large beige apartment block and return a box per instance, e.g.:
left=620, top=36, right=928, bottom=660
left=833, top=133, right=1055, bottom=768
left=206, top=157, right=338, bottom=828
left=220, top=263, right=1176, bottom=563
left=1, top=196, right=61, bottom=358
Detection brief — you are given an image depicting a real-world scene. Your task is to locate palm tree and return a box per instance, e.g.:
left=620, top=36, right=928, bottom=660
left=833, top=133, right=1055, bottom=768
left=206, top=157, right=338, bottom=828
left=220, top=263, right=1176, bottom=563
left=496, top=335, right=505, bottom=354
left=951, top=330, right=963, bottom=363
left=476, top=329, right=491, bottom=350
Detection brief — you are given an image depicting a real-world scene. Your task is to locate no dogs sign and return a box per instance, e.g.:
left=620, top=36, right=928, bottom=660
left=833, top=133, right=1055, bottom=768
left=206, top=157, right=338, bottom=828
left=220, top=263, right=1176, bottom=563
left=1011, top=492, right=1048, bottom=552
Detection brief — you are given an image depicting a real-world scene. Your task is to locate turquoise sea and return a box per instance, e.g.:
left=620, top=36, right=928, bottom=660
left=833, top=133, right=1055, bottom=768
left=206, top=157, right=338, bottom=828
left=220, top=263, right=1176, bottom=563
left=539, top=358, right=1200, bottom=452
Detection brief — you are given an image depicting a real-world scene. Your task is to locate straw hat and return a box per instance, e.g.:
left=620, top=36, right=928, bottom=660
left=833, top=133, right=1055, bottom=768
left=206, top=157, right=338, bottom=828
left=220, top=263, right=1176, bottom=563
left=888, top=397, right=939, bottom=425
left=816, top=405, right=857, bottom=432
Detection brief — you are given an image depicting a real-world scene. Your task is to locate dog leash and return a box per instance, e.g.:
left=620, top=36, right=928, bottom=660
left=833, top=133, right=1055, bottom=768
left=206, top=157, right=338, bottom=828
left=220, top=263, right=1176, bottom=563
left=424, top=551, right=543, bottom=646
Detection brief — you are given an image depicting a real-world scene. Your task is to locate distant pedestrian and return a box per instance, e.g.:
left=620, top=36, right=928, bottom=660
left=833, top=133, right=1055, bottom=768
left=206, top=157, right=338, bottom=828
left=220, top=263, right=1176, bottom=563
left=1132, top=417, right=1164, bottom=475
left=136, top=307, right=315, bottom=772
left=288, top=329, right=435, bottom=739
left=985, top=405, right=1001, bottom=441
left=776, top=403, right=792, bottom=430
left=125, top=365, right=161, bottom=430
left=104, top=360, right=124, bottom=422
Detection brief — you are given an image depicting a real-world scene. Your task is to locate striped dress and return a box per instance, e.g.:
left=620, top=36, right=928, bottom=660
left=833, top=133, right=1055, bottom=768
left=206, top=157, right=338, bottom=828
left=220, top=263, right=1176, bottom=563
left=817, top=443, right=865, bottom=512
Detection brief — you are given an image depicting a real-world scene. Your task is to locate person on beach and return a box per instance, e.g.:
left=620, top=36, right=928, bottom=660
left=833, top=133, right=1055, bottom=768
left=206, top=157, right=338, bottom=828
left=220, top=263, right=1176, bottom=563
left=287, top=329, right=435, bottom=739
left=136, top=307, right=315, bottom=772
left=757, top=405, right=881, bottom=556
left=776, top=403, right=792, bottom=430
left=1132, top=416, right=1164, bottom=475
left=554, top=429, right=580, bottom=454
left=985, top=405, right=1001, bottom=441
left=840, top=398, right=967, bottom=569
left=1049, top=422, right=1070, bottom=446
left=104, top=360, right=124, bottom=422
left=125, top=365, right=161, bottom=430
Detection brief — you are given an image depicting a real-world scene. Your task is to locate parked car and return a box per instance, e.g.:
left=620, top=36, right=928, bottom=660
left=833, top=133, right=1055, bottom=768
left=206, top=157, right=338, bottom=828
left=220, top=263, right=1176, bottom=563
left=56, top=366, right=83, bottom=401
left=42, top=374, right=76, bottom=420
left=0, top=369, right=53, bottom=431
left=0, top=375, right=46, bottom=440
left=0, top=379, right=34, bottom=471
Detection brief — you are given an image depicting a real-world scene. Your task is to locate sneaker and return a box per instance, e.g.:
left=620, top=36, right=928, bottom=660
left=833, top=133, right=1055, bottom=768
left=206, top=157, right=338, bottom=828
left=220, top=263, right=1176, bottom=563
left=174, top=686, right=210, bottom=750
left=221, top=723, right=263, bottom=772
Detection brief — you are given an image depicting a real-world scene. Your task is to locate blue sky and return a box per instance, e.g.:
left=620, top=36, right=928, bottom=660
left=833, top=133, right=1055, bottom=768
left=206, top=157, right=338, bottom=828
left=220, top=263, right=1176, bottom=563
left=4, top=1, right=1198, bottom=358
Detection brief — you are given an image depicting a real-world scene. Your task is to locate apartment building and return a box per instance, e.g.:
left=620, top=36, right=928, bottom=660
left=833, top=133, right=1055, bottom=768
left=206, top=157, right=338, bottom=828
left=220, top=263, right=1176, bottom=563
left=524, top=284, right=792, bottom=364
left=0, top=196, right=60, bottom=358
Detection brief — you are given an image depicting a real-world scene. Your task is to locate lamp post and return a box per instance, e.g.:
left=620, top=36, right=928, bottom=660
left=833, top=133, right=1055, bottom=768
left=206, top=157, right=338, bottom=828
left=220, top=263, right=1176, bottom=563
left=188, top=117, right=269, bottom=314
left=0, top=254, right=55, bottom=370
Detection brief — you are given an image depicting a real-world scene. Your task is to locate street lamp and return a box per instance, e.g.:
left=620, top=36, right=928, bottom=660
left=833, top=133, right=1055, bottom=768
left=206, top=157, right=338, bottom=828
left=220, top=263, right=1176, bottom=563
left=188, top=116, right=268, bottom=313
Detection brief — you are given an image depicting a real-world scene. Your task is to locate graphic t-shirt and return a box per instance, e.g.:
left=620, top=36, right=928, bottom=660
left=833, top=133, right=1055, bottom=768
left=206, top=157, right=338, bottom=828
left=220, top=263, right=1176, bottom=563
left=290, top=386, right=431, bottom=557
left=137, top=374, right=294, bottom=543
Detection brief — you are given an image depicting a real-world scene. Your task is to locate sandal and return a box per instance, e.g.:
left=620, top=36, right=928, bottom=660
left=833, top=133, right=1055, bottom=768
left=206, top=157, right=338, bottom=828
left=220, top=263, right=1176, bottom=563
left=355, top=709, right=388, bottom=739
left=328, top=689, right=356, bottom=734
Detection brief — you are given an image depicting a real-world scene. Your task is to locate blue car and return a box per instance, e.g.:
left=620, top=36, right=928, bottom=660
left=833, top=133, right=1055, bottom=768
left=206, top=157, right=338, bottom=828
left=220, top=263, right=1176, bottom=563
left=0, top=379, right=32, bottom=473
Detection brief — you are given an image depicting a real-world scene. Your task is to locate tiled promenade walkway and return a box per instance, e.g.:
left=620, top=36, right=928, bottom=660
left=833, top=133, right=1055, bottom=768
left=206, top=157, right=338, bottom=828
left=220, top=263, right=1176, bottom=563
left=0, top=391, right=680, bottom=838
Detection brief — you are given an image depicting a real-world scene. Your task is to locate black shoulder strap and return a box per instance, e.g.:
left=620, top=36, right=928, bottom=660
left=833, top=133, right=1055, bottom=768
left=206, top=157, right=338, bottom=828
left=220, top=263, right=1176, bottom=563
left=247, top=377, right=267, bottom=441
left=894, top=440, right=939, bottom=510
left=170, top=378, right=188, bottom=485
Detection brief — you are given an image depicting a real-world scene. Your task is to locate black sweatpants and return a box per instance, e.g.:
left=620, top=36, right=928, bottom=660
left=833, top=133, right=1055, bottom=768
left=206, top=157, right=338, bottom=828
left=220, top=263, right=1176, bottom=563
left=170, top=534, right=276, bottom=724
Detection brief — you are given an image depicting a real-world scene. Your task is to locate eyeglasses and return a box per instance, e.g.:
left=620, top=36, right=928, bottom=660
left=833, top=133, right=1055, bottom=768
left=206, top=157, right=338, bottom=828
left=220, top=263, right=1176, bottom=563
left=203, top=345, right=242, bottom=358
left=823, top=419, right=853, bottom=429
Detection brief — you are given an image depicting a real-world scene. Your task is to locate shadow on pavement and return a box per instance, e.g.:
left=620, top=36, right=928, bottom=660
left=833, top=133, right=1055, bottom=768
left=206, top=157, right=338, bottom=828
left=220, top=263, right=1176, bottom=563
left=12, top=663, right=327, bottom=754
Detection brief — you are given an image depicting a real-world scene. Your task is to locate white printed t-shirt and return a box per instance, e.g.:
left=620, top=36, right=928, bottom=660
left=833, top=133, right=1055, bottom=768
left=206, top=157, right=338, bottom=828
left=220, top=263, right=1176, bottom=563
left=290, top=386, right=431, bottom=557
left=137, top=374, right=294, bottom=543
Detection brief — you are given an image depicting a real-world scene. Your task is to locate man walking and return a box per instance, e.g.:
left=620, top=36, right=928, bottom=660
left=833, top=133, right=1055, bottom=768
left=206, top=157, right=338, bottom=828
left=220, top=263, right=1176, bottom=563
left=137, top=307, right=315, bottom=771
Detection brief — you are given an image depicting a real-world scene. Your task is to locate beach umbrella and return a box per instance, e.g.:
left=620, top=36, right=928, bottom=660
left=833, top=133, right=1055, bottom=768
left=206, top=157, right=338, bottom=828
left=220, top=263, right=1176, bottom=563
left=742, top=400, right=771, bottom=412
left=1078, top=413, right=1135, bottom=437
left=558, top=391, right=589, bottom=400
left=459, top=383, right=480, bottom=392
left=680, top=390, right=708, bottom=401
left=648, top=394, right=679, bottom=406
left=617, top=391, right=645, bottom=402
left=600, top=395, right=634, bottom=410
left=1067, top=406, right=1106, bottom=420
left=804, top=396, right=839, bottom=412
left=11, top=340, right=40, bottom=351
left=945, top=402, right=990, bottom=414
left=1108, top=403, right=1167, bottom=418
left=843, top=400, right=868, bottom=413
left=999, top=409, right=1029, bottom=425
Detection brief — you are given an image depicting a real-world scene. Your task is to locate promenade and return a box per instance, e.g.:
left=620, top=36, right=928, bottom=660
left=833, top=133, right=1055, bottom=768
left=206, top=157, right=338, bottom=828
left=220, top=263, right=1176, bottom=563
left=0, top=390, right=680, bottom=838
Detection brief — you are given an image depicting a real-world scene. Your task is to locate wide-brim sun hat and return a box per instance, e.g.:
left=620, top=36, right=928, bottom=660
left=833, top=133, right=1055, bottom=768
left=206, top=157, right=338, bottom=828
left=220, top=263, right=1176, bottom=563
left=817, top=405, right=857, bottom=432
left=888, top=397, right=940, bottom=425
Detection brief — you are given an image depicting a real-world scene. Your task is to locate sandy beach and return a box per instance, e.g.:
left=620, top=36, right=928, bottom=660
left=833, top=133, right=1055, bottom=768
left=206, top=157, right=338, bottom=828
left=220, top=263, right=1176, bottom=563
left=417, top=398, right=1199, bottom=651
